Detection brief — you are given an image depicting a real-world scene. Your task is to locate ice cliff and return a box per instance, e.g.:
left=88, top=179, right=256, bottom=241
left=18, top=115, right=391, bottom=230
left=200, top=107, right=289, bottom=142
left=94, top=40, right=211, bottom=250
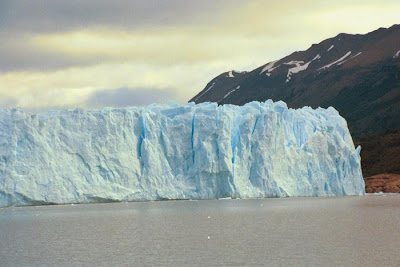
left=0, top=101, right=365, bottom=207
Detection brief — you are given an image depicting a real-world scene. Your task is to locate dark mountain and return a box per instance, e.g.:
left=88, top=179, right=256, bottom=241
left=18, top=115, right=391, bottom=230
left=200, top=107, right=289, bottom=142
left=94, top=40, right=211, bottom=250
left=355, top=130, right=400, bottom=177
left=190, top=24, right=400, bottom=141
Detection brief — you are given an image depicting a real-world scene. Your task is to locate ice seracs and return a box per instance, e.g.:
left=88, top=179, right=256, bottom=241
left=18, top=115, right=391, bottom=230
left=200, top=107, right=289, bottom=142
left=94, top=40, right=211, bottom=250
left=0, top=101, right=365, bottom=207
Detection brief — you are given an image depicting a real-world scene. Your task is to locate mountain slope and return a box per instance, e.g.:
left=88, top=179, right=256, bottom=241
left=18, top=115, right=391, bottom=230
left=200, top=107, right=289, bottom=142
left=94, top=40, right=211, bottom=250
left=190, top=24, right=400, bottom=140
left=355, top=130, right=400, bottom=177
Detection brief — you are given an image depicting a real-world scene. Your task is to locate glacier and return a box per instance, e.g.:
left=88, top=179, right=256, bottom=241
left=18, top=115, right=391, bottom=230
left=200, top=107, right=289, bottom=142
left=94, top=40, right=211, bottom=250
left=0, top=101, right=365, bottom=207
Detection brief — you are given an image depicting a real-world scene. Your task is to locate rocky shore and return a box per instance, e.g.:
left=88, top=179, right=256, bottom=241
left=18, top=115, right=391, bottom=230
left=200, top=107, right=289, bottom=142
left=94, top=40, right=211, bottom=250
left=364, top=173, right=400, bottom=193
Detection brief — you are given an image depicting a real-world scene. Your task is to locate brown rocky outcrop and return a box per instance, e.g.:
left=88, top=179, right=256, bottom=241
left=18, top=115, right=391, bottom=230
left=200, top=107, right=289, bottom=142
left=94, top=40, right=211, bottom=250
left=364, top=173, right=400, bottom=193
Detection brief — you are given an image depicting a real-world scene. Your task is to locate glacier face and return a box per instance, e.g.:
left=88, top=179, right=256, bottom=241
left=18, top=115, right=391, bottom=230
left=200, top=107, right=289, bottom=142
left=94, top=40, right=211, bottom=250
left=0, top=101, right=365, bottom=207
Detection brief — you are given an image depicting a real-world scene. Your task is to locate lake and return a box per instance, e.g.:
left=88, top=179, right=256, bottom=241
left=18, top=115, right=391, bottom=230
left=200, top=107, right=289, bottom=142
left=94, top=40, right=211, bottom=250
left=1, top=195, right=399, bottom=266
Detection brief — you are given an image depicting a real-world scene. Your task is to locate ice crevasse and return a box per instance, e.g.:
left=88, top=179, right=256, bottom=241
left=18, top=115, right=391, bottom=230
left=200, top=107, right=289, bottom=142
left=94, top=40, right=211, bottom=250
left=0, top=101, right=365, bottom=207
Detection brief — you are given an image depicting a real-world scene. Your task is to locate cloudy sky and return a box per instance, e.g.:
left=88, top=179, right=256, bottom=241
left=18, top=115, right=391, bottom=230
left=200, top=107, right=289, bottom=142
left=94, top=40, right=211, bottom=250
left=0, top=0, right=399, bottom=109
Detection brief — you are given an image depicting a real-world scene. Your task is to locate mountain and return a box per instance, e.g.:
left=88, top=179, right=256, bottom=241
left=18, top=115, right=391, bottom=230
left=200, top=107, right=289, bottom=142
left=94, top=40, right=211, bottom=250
left=355, top=130, right=400, bottom=177
left=190, top=24, right=400, bottom=141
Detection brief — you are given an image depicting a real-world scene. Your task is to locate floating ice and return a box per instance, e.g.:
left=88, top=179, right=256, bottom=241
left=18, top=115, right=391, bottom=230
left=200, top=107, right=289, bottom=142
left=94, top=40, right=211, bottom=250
left=0, top=101, right=365, bottom=207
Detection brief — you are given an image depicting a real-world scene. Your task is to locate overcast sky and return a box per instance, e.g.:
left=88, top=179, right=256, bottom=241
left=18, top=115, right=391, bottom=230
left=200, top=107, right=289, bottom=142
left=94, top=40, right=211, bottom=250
left=0, top=0, right=399, bottom=109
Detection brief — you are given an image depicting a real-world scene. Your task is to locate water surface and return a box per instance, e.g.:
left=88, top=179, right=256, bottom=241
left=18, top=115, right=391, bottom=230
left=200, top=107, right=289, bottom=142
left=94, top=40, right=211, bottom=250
left=1, top=195, right=399, bottom=266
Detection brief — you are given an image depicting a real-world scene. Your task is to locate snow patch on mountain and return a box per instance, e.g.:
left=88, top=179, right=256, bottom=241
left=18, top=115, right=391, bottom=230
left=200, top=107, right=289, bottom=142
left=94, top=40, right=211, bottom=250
left=260, top=61, right=280, bottom=75
left=193, top=82, right=215, bottom=101
left=0, top=101, right=365, bottom=207
left=227, top=71, right=235, bottom=78
left=327, top=45, right=334, bottom=52
left=394, top=50, right=400, bottom=59
left=338, top=52, right=362, bottom=65
left=285, top=55, right=321, bottom=83
left=350, top=52, right=362, bottom=59
left=221, top=86, right=240, bottom=101
left=319, top=52, right=352, bottom=71
left=284, top=60, right=304, bottom=66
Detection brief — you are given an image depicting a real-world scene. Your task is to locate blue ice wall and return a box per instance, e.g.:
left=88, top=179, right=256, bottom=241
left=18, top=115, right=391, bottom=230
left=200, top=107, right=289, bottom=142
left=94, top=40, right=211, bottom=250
left=0, top=101, right=365, bottom=206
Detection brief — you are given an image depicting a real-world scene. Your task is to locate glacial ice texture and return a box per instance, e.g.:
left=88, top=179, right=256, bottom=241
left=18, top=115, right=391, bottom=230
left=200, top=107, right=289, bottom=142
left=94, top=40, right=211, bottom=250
left=0, top=101, right=365, bottom=207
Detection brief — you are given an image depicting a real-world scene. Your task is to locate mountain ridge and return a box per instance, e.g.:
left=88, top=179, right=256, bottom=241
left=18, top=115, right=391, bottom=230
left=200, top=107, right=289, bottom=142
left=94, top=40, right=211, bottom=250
left=190, top=24, right=400, bottom=140
left=190, top=24, right=400, bottom=179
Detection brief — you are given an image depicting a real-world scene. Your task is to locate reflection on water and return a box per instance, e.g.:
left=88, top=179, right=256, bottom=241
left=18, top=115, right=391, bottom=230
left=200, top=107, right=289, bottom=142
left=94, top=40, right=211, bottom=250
left=1, top=195, right=399, bottom=266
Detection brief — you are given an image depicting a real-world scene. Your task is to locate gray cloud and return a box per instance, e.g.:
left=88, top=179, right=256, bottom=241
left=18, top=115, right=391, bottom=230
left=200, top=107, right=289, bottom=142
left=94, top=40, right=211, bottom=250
left=0, top=0, right=240, bottom=34
left=0, top=38, right=103, bottom=71
left=0, top=0, right=242, bottom=71
left=86, top=88, right=179, bottom=108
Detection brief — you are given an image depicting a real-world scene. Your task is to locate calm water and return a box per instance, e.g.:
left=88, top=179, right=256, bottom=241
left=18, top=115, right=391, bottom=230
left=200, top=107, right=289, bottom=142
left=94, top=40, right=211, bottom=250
left=1, top=195, right=399, bottom=266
